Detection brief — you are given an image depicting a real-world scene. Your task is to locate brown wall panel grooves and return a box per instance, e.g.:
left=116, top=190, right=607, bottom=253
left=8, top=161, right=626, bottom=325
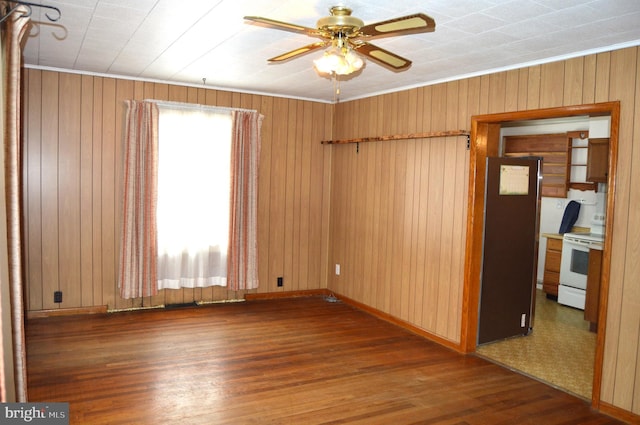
left=21, top=46, right=640, bottom=419
left=22, top=70, right=333, bottom=310
left=328, top=47, right=640, bottom=418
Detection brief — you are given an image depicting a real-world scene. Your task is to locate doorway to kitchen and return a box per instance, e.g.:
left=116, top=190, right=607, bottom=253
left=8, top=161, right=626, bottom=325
left=461, top=102, right=620, bottom=407
left=477, top=116, right=605, bottom=399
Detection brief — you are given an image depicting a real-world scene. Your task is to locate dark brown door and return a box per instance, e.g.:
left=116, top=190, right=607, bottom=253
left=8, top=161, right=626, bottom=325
left=478, top=157, right=541, bottom=345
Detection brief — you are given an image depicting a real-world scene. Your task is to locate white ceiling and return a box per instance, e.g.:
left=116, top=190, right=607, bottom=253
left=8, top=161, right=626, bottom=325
left=21, top=0, right=640, bottom=103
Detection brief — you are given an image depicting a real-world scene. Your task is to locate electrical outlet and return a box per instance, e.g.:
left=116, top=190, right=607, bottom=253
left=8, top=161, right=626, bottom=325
left=277, top=277, right=283, bottom=287
left=335, top=264, right=341, bottom=275
left=54, top=291, right=63, bottom=303
left=521, top=313, right=526, bottom=327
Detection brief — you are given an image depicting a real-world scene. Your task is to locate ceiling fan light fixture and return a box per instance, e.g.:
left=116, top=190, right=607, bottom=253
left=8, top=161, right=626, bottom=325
left=317, top=6, right=364, bottom=36
left=313, top=45, right=363, bottom=76
left=245, top=6, right=436, bottom=76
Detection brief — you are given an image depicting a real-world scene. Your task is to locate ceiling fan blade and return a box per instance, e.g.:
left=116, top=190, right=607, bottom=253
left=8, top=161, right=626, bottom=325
left=352, top=42, right=412, bottom=71
left=358, top=13, right=435, bottom=38
left=244, top=16, right=320, bottom=37
left=269, top=42, right=327, bottom=62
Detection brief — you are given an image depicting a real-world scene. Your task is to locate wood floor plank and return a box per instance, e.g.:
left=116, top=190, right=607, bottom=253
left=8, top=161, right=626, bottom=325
left=26, top=297, right=623, bottom=424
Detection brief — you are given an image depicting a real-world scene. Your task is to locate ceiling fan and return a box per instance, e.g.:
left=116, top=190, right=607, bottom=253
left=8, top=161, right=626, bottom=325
left=244, top=6, right=436, bottom=75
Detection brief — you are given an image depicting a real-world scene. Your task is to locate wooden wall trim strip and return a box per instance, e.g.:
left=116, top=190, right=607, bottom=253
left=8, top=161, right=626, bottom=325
left=598, top=401, right=640, bottom=424
left=27, top=306, right=108, bottom=319
left=245, top=289, right=330, bottom=301
left=335, top=292, right=464, bottom=353
left=321, top=129, right=469, bottom=144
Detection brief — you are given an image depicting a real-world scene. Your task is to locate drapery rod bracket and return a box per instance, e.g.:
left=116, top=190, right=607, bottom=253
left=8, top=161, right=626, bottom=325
left=322, top=130, right=471, bottom=146
left=0, top=0, right=61, bottom=24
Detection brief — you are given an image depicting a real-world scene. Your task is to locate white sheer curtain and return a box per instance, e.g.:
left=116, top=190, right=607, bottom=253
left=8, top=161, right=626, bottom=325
left=156, top=105, right=232, bottom=289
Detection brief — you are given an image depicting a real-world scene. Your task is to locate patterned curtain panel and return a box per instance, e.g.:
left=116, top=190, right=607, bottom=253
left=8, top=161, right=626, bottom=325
left=118, top=101, right=159, bottom=299
left=227, top=111, right=263, bottom=291
left=3, top=6, right=32, bottom=402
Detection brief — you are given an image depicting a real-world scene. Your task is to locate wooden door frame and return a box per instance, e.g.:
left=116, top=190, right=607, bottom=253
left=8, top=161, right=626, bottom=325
left=460, top=101, right=620, bottom=409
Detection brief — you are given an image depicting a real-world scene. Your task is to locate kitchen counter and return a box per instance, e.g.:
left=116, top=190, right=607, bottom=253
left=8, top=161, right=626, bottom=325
left=542, top=226, right=590, bottom=241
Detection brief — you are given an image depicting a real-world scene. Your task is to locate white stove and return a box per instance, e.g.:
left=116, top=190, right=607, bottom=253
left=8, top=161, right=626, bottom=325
left=558, top=213, right=605, bottom=310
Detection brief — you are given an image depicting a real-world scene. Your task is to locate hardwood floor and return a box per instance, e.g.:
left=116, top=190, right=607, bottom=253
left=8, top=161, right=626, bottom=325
left=26, top=296, right=623, bottom=424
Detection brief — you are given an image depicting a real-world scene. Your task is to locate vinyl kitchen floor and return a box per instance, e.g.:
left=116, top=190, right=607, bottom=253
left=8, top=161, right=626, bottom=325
left=476, top=289, right=596, bottom=400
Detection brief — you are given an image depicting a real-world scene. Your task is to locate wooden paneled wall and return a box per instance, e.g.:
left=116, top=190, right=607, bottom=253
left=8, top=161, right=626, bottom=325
left=21, top=46, right=640, bottom=418
left=329, top=46, right=640, bottom=416
left=22, top=69, right=333, bottom=312
left=328, top=90, right=470, bottom=344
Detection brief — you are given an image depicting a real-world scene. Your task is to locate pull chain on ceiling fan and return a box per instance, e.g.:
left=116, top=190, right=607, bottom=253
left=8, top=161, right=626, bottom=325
left=244, top=6, right=436, bottom=77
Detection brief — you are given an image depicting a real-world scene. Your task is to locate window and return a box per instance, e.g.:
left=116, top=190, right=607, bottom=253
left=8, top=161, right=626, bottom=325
left=119, top=100, right=262, bottom=299
left=156, top=106, right=232, bottom=289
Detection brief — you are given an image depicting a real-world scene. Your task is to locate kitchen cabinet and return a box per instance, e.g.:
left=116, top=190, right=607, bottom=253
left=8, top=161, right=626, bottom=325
left=503, top=133, right=569, bottom=198
left=586, top=138, right=609, bottom=183
left=567, top=131, right=598, bottom=192
left=542, top=236, right=563, bottom=297
left=584, top=249, right=603, bottom=332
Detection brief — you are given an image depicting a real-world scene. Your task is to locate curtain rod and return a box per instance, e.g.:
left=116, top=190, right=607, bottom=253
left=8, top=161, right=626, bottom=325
left=146, top=99, right=258, bottom=114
